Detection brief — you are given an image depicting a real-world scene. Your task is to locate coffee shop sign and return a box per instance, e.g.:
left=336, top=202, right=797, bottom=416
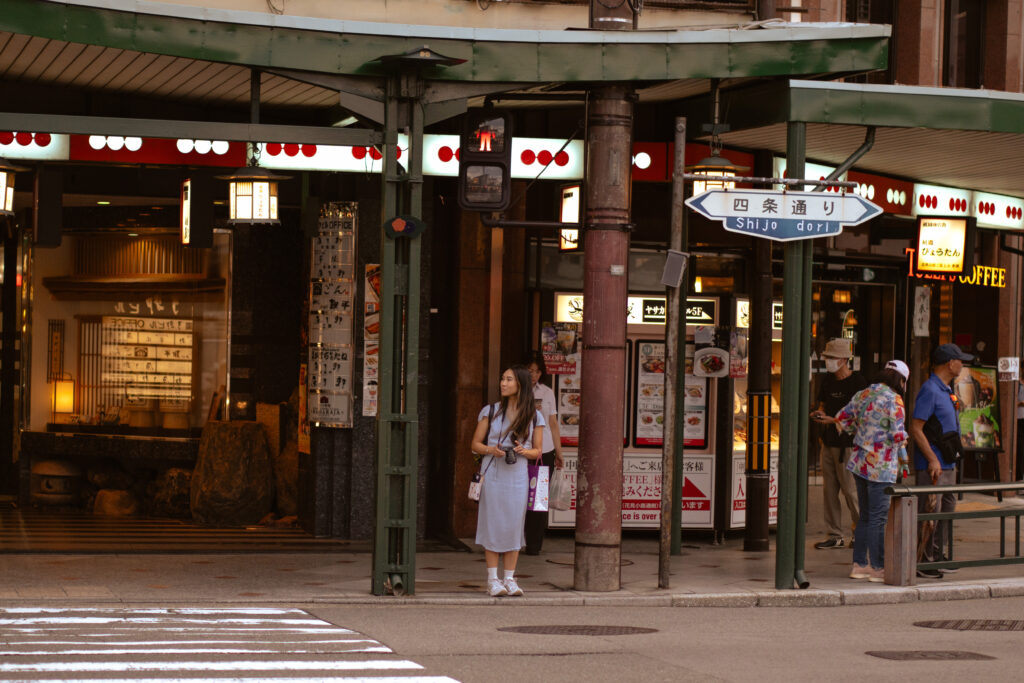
left=905, top=247, right=1006, bottom=288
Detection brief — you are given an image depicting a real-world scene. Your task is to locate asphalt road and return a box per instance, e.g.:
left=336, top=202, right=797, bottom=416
left=313, top=597, right=1024, bottom=682
left=2, top=599, right=1023, bottom=682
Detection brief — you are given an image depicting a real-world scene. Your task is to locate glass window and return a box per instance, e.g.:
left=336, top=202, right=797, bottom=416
left=944, top=0, right=985, bottom=88
left=28, top=230, right=231, bottom=436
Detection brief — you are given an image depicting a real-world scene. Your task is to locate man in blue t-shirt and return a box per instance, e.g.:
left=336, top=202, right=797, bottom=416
left=908, top=343, right=974, bottom=579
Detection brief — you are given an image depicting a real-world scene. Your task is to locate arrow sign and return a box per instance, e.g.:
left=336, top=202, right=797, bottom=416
left=685, top=189, right=883, bottom=242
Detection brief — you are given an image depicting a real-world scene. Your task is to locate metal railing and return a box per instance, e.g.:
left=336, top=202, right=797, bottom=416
left=885, top=482, right=1024, bottom=573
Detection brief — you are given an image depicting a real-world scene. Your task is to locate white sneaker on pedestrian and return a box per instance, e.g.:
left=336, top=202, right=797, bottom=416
left=867, top=567, right=885, bottom=583
left=849, top=563, right=870, bottom=579
left=504, top=577, right=524, bottom=596
left=488, top=578, right=508, bottom=597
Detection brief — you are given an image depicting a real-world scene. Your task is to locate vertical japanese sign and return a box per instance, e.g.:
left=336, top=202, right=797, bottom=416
left=307, top=202, right=356, bottom=427
left=730, top=451, right=778, bottom=528
left=362, top=264, right=381, bottom=417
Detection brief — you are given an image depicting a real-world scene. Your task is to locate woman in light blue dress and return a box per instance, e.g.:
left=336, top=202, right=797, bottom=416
left=470, top=365, right=545, bottom=597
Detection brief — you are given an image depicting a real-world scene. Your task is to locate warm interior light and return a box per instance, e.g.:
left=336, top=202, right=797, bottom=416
left=694, top=276, right=703, bottom=293
left=832, top=289, right=852, bottom=304
left=53, top=379, right=75, bottom=414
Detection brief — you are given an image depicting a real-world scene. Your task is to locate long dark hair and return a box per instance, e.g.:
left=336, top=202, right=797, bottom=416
left=874, top=368, right=907, bottom=398
left=499, top=365, right=536, bottom=443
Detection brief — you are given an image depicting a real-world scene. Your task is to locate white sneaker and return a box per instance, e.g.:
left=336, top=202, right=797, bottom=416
left=488, top=578, right=508, bottom=597
left=504, top=577, right=523, bottom=596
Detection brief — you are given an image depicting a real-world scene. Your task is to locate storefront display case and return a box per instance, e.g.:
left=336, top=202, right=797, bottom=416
left=543, top=292, right=720, bottom=530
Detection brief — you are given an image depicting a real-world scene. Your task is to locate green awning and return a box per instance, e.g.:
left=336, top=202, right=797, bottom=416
left=5, top=1, right=889, bottom=83
left=679, top=80, right=1024, bottom=198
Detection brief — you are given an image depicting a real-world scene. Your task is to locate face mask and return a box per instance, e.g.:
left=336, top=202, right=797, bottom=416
left=825, top=359, right=845, bottom=373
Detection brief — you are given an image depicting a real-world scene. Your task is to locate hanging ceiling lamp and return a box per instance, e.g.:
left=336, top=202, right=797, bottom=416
left=686, top=80, right=748, bottom=195
left=219, top=144, right=289, bottom=225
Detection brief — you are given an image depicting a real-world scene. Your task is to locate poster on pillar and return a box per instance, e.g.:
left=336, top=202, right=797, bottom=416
left=307, top=201, right=357, bottom=428
left=362, top=263, right=382, bottom=417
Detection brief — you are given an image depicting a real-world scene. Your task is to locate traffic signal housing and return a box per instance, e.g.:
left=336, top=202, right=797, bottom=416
left=458, top=109, right=512, bottom=211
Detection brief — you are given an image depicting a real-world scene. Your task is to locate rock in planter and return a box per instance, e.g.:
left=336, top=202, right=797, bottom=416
left=94, top=489, right=138, bottom=516
left=148, top=468, right=192, bottom=519
left=191, top=420, right=274, bottom=526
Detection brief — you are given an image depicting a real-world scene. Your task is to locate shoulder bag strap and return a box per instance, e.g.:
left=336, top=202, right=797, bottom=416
left=478, top=405, right=496, bottom=477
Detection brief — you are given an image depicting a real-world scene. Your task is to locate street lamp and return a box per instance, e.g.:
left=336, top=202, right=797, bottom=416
left=687, top=144, right=747, bottom=194
left=686, top=79, right=747, bottom=195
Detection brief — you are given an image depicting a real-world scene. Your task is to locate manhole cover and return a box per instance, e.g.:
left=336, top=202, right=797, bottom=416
left=498, top=625, right=657, bottom=636
left=867, top=651, right=994, bottom=661
left=916, top=620, right=1024, bottom=632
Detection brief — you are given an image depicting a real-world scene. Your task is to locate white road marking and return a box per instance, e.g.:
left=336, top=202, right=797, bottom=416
left=0, top=660, right=423, bottom=672
left=0, top=606, right=460, bottom=682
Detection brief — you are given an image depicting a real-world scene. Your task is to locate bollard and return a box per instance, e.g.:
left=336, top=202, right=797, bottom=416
left=884, top=495, right=917, bottom=586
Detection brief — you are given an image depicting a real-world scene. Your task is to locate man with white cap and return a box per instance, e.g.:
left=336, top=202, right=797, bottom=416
left=810, top=338, right=867, bottom=550
left=908, top=342, right=974, bottom=579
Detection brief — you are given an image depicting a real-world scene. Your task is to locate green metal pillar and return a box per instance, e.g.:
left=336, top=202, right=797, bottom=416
left=795, top=236, right=812, bottom=588
left=372, top=71, right=424, bottom=596
left=775, top=120, right=808, bottom=590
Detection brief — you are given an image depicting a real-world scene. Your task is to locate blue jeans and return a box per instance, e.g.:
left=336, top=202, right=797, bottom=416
left=852, top=476, right=890, bottom=570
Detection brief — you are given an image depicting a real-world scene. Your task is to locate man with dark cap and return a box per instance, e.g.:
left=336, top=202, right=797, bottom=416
left=810, top=338, right=866, bottom=550
left=908, top=342, right=974, bottom=579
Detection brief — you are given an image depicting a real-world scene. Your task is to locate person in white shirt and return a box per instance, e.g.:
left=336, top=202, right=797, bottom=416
left=523, top=353, right=564, bottom=555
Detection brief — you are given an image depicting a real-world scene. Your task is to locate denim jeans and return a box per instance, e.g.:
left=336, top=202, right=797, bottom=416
left=852, top=476, right=890, bottom=570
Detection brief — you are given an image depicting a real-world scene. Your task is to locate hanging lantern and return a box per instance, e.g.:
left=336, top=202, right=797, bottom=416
left=220, top=166, right=288, bottom=225
left=686, top=80, right=747, bottom=196
left=687, top=138, right=748, bottom=195
left=0, top=156, right=26, bottom=216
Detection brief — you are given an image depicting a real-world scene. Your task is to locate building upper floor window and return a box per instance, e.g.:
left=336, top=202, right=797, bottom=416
left=944, top=0, right=984, bottom=88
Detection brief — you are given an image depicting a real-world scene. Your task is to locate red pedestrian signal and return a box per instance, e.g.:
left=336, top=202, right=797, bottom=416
left=458, top=109, right=512, bottom=211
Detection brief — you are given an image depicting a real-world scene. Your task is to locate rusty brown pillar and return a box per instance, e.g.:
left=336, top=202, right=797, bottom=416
left=574, top=86, right=633, bottom=591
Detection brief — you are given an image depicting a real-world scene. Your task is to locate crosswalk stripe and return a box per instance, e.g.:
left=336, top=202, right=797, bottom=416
left=29, top=679, right=459, bottom=683
left=0, top=607, right=459, bottom=682
left=0, top=660, right=424, bottom=672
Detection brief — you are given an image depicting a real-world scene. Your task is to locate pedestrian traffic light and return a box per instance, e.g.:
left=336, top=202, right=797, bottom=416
left=458, top=109, right=512, bottom=211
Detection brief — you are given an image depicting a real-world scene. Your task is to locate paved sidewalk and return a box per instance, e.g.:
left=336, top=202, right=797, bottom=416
left=1, top=490, right=1022, bottom=608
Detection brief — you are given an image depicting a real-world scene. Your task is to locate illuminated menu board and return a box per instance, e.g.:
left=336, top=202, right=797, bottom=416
left=101, top=316, right=193, bottom=401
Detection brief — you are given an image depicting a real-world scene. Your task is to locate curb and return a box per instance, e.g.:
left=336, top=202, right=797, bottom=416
left=5, top=580, right=1024, bottom=608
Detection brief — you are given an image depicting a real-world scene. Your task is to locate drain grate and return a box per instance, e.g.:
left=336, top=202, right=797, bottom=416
left=498, top=625, right=657, bottom=636
left=867, top=651, right=994, bottom=661
left=916, top=619, right=1024, bottom=632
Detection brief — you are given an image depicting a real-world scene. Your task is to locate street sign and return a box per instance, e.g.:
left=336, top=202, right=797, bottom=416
left=686, top=189, right=883, bottom=241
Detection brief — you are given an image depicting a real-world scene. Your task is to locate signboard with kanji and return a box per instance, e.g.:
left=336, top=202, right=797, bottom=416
left=686, top=189, right=882, bottom=241
left=548, top=452, right=715, bottom=529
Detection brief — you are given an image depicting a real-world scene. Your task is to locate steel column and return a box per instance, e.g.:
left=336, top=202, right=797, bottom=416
left=744, top=236, right=772, bottom=552
left=575, top=86, right=633, bottom=592
left=775, top=121, right=808, bottom=589
left=660, top=117, right=688, bottom=588
left=371, top=72, right=423, bottom=596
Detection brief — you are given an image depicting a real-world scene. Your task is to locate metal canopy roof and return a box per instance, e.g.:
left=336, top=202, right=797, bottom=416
left=3, top=1, right=888, bottom=85
left=681, top=80, right=1024, bottom=199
